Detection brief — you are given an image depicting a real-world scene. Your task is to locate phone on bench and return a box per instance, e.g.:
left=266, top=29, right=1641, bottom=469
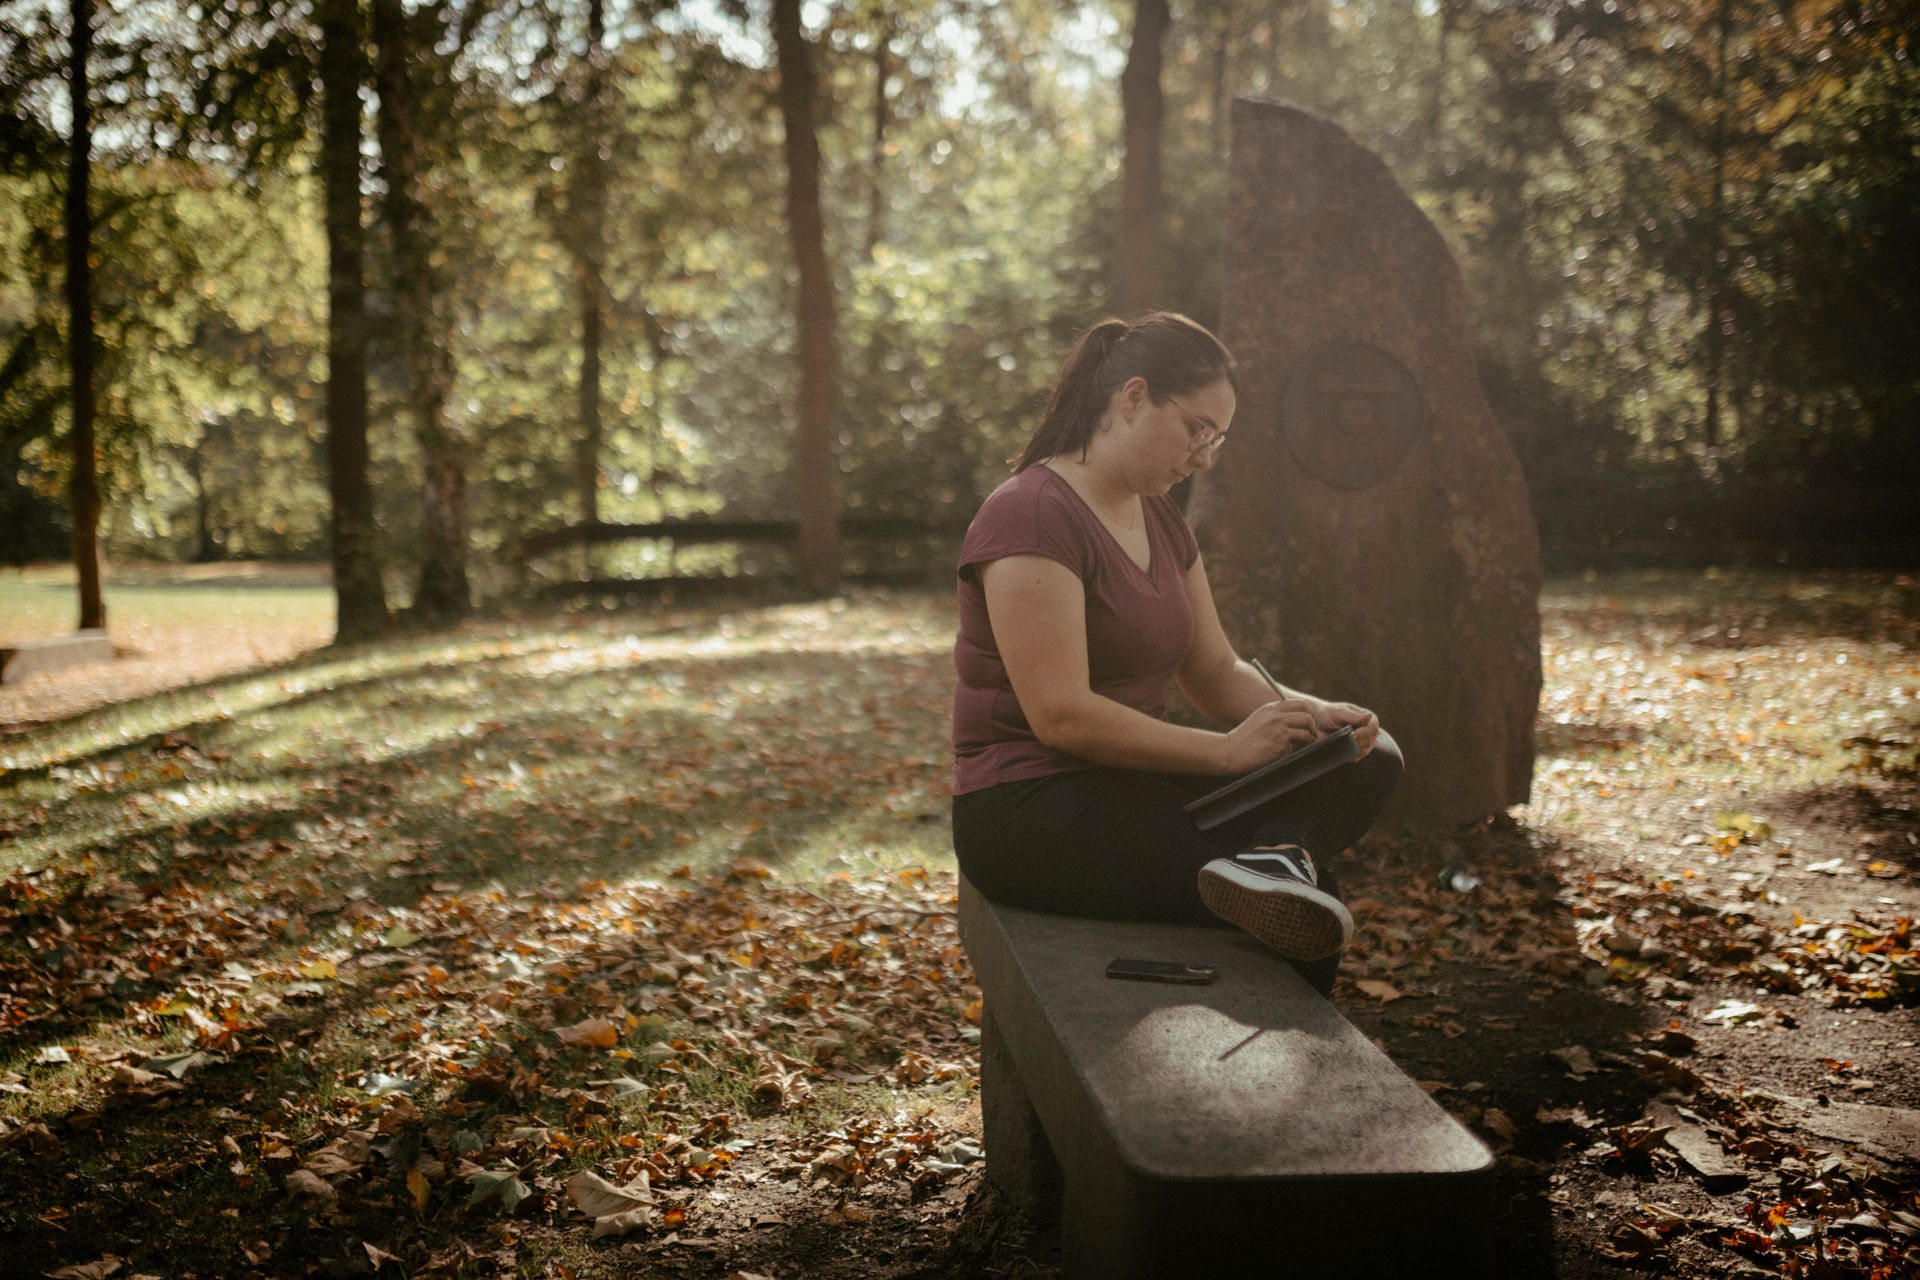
left=1105, top=958, right=1218, bottom=985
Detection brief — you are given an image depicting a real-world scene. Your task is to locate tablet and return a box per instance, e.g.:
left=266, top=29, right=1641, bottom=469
left=1182, top=724, right=1360, bottom=831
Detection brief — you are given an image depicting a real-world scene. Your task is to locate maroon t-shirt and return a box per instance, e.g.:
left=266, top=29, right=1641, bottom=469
left=951, top=466, right=1199, bottom=795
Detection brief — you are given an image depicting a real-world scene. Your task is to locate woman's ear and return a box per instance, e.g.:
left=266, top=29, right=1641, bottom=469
left=1118, top=376, right=1149, bottom=421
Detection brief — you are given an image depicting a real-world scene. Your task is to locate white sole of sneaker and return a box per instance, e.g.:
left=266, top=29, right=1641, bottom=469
left=1197, top=858, right=1354, bottom=962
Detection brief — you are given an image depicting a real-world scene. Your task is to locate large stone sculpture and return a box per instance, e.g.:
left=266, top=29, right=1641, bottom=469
left=1189, top=99, right=1542, bottom=827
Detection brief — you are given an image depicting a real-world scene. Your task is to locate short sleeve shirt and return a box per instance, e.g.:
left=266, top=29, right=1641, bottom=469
left=951, top=466, right=1200, bottom=795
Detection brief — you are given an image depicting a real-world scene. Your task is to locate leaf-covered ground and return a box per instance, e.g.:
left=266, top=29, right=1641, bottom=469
left=0, top=570, right=1915, bottom=1280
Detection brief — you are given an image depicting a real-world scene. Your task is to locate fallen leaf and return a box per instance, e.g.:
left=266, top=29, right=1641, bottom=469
left=1606, top=1220, right=1667, bottom=1254
left=302, top=1130, right=372, bottom=1176
left=1550, top=1045, right=1597, bottom=1075
left=1355, top=979, right=1405, bottom=1003
left=142, top=1050, right=224, bottom=1079
left=466, top=1168, right=532, bottom=1213
left=381, top=926, right=423, bottom=948
left=590, top=1206, right=653, bottom=1240
left=296, top=958, right=337, bottom=980
left=1482, top=1108, right=1518, bottom=1142
left=1701, top=999, right=1765, bottom=1025
left=555, top=1017, right=619, bottom=1049
left=7, top=1122, right=61, bottom=1159
left=284, top=1168, right=336, bottom=1203
left=593, top=1076, right=647, bottom=1098
left=375, top=1096, right=423, bottom=1134
left=33, top=1046, right=72, bottom=1066
left=1611, top=1121, right=1676, bottom=1154
left=362, top=1242, right=400, bottom=1269
left=566, top=1168, right=653, bottom=1220
left=46, top=1257, right=123, bottom=1280
left=751, top=1064, right=811, bottom=1110
left=1536, top=1104, right=1598, bottom=1130
left=407, top=1167, right=432, bottom=1215
left=358, top=1071, right=418, bottom=1097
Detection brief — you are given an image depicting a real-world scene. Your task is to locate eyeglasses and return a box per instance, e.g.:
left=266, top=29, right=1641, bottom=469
left=1168, top=397, right=1228, bottom=456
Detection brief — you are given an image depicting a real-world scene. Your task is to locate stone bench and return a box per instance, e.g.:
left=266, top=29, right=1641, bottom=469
left=958, top=874, right=1494, bottom=1278
left=0, top=629, right=114, bottom=685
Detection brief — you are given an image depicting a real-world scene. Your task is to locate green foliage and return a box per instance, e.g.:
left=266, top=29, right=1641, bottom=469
left=1, top=0, right=1913, bottom=580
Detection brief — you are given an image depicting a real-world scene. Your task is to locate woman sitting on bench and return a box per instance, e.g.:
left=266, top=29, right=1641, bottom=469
left=950, top=312, right=1402, bottom=996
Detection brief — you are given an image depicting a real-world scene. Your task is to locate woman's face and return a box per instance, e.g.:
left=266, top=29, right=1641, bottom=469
left=1106, top=376, right=1237, bottom=495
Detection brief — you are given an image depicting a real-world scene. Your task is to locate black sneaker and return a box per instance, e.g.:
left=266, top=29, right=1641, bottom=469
left=1197, top=846, right=1353, bottom=961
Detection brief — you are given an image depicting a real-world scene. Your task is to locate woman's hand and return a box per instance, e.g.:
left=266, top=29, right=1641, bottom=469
left=1217, top=699, right=1320, bottom=775
left=1309, top=700, right=1381, bottom=757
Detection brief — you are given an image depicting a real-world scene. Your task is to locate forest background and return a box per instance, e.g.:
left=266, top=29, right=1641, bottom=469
left=1, top=0, right=1917, bottom=606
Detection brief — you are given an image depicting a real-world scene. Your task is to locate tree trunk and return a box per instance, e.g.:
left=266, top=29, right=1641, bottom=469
left=1117, top=0, right=1169, bottom=318
left=772, top=0, right=839, bottom=592
left=371, top=0, right=468, bottom=620
left=574, top=0, right=607, bottom=535
left=1208, top=3, right=1231, bottom=169
left=1429, top=0, right=1454, bottom=152
left=863, top=16, right=893, bottom=263
left=188, top=433, right=218, bottom=562
left=317, top=0, right=389, bottom=643
left=1702, top=0, right=1733, bottom=456
left=66, top=0, right=103, bottom=631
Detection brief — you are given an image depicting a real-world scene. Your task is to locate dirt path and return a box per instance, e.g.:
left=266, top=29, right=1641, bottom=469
left=0, top=563, right=333, bottom=731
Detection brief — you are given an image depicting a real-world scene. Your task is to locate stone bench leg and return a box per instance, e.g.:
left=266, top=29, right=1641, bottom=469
left=979, top=1003, right=1062, bottom=1225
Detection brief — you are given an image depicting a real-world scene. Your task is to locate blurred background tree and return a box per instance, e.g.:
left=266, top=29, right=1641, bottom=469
left=1, top=0, right=1913, bottom=597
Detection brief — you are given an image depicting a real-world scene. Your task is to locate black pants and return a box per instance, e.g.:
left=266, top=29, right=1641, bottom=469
left=952, top=731, right=1402, bottom=995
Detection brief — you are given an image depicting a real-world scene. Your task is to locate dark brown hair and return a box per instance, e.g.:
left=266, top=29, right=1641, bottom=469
left=1013, top=311, right=1238, bottom=471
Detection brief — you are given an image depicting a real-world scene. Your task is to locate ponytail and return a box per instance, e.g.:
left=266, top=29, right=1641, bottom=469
left=1012, top=311, right=1238, bottom=472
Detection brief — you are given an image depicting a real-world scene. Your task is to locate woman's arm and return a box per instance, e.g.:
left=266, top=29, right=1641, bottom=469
left=1175, top=553, right=1382, bottom=756
left=981, top=554, right=1311, bottom=775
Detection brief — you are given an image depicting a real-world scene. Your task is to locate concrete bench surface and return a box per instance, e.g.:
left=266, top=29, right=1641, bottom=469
left=959, top=874, right=1494, bottom=1278
left=0, top=629, right=113, bottom=685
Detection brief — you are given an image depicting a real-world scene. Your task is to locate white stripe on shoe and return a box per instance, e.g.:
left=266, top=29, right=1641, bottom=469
left=1233, top=849, right=1318, bottom=884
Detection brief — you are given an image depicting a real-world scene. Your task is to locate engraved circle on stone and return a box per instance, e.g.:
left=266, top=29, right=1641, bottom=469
left=1281, top=342, right=1424, bottom=489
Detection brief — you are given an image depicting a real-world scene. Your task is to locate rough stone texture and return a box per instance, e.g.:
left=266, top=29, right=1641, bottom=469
left=959, top=875, right=1494, bottom=1278
left=1779, top=1097, right=1920, bottom=1165
left=0, top=629, right=114, bottom=685
left=978, top=1007, right=1063, bottom=1223
left=1188, top=98, right=1542, bottom=827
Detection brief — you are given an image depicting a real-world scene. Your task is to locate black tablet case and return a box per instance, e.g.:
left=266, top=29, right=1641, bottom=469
left=1182, top=724, right=1361, bottom=831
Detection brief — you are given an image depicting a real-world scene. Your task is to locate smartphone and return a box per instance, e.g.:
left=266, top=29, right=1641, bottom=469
left=1105, top=958, right=1218, bottom=985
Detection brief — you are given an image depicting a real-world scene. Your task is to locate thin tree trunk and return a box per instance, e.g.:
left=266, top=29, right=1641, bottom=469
left=189, top=434, right=216, bottom=562
left=1208, top=2, right=1231, bottom=169
left=574, top=0, right=607, bottom=535
left=772, top=0, right=839, bottom=591
left=1703, top=0, right=1732, bottom=455
left=371, top=0, right=468, bottom=620
left=863, top=16, right=893, bottom=263
left=318, top=0, right=389, bottom=643
left=66, top=0, right=103, bottom=631
left=1430, top=0, right=1454, bottom=152
left=1118, top=0, right=1169, bottom=318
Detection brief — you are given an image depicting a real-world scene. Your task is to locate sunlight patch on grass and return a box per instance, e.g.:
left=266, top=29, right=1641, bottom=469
left=3, top=777, right=305, bottom=874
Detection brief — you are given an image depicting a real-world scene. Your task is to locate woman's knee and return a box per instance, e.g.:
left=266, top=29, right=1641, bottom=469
left=1358, top=726, right=1404, bottom=794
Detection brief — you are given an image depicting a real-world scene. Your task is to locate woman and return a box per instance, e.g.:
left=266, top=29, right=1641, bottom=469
left=950, top=312, right=1402, bottom=995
